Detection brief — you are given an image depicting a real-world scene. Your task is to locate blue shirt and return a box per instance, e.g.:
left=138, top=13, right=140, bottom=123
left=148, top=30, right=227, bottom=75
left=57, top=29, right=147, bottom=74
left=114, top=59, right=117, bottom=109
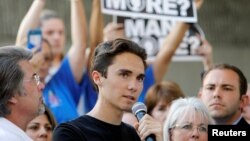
left=43, top=56, right=83, bottom=123
left=81, top=72, right=98, bottom=113
left=138, top=65, right=155, bottom=102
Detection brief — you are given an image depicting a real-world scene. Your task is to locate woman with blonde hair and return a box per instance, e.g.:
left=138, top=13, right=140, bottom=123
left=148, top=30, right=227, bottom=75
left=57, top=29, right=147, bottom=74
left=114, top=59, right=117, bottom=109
left=163, top=97, right=214, bottom=141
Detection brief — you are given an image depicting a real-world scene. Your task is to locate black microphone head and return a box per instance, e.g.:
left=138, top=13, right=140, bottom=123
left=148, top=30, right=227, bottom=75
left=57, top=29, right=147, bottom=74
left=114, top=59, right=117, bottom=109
left=132, top=102, right=147, bottom=115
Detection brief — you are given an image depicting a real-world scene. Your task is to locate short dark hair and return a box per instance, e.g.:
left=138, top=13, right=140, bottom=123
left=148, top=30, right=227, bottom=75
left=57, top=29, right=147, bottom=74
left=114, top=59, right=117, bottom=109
left=90, top=38, right=147, bottom=91
left=202, top=63, right=248, bottom=97
left=44, top=105, right=57, bottom=130
left=0, top=46, right=32, bottom=116
left=90, top=38, right=147, bottom=77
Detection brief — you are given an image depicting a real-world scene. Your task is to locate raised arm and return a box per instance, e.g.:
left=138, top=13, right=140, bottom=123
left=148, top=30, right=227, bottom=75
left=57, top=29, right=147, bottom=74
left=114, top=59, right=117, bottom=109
left=16, top=0, right=45, bottom=46
left=152, top=0, right=204, bottom=83
left=152, top=22, right=190, bottom=83
left=196, top=39, right=213, bottom=71
left=87, top=0, right=104, bottom=70
left=67, top=0, right=88, bottom=83
left=89, top=0, right=104, bottom=51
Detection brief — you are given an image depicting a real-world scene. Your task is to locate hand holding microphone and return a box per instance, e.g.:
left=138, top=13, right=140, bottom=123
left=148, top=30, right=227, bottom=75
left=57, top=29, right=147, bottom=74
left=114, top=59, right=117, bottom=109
left=132, top=102, right=157, bottom=141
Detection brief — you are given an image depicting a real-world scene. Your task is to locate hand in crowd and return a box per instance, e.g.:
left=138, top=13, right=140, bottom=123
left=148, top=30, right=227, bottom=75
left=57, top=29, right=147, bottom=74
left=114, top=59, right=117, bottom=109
left=134, top=114, right=163, bottom=141
left=103, top=22, right=125, bottom=41
left=196, top=39, right=213, bottom=70
left=195, top=0, right=204, bottom=10
left=196, top=39, right=213, bottom=59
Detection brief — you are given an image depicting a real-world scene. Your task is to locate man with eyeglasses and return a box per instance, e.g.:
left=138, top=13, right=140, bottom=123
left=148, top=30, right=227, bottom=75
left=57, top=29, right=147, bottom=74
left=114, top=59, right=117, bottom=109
left=0, top=46, right=45, bottom=141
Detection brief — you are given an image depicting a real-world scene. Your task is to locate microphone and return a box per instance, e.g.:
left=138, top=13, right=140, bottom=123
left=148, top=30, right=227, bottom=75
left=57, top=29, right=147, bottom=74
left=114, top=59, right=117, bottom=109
left=132, top=102, right=156, bottom=141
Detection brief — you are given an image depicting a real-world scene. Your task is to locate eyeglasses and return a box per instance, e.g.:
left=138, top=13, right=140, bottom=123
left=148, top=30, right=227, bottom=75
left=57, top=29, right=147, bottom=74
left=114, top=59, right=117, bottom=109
left=23, top=73, right=41, bottom=86
left=171, top=123, right=208, bottom=133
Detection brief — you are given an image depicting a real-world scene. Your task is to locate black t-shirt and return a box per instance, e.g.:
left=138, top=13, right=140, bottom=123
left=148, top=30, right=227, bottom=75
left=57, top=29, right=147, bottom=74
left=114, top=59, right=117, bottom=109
left=53, top=115, right=141, bottom=141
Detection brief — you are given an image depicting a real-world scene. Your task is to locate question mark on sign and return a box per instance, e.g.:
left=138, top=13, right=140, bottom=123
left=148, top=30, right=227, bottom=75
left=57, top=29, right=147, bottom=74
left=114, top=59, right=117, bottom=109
left=177, top=0, right=190, bottom=16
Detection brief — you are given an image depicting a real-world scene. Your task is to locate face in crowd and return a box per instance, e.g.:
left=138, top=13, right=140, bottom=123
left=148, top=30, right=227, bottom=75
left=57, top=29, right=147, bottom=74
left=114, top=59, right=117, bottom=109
left=40, top=11, right=65, bottom=59
left=0, top=47, right=45, bottom=121
left=26, top=107, right=56, bottom=141
left=199, top=64, right=248, bottom=124
left=145, top=81, right=185, bottom=123
left=164, top=97, right=214, bottom=141
left=91, top=39, right=147, bottom=112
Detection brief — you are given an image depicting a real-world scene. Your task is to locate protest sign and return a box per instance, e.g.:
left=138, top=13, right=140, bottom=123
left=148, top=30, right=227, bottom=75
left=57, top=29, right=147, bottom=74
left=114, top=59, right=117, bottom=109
left=101, top=0, right=197, bottom=23
left=101, top=0, right=205, bottom=61
left=117, top=17, right=205, bottom=61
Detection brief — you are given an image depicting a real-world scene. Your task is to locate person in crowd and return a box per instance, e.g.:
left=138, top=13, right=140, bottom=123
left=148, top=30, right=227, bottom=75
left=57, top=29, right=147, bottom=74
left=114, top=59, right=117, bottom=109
left=86, top=0, right=205, bottom=104
left=242, top=84, right=250, bottom=124
left=25, top=106, right=56, bottom=141
left=198, top=63, right=249, bottom=125
left=121, top=0, right=206, bottom=133
left=84, top=9, right=196, bottom=114
left=145, top=81, right=185, bottom=123
left=163, top=97, right=214, bottom=141
left=136, top=25, right=212, bottom=124
left=133, top=40, right=211, bottom=140
left=0, top=46, right=45, bottom=140
left=128, top=81, right=184, bottom=141
left=52, top=38, right=147, bottom=141
left=15, top=0, right=88, bottom=123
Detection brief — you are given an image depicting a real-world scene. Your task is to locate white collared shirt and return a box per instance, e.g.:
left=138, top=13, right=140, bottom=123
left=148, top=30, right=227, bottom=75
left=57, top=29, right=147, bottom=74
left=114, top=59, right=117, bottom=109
left=233, top=115, right=242, bottom=125
left=0, top=117, right=33, bottom=141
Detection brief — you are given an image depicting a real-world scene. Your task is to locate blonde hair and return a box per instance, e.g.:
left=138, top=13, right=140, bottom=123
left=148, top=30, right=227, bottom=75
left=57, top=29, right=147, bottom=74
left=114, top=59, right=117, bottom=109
left=163, top=97, right=214, bottom=141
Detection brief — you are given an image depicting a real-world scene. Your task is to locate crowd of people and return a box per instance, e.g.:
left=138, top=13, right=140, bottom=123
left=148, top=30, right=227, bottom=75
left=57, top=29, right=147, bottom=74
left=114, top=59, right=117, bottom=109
left=0, top=0, right=249, bottom=141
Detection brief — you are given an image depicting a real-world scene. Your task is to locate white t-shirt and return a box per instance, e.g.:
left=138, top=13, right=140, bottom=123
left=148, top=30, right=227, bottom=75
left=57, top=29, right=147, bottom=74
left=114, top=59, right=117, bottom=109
left=0, top=117, right=32, bottom=141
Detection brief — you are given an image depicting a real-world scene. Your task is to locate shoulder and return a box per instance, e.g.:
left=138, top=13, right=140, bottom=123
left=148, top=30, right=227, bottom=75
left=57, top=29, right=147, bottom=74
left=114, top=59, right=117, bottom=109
left=237, top=117, right=250, bottom=126
left=53, top=116, right=88, bottom=141
left=121, top=122, right=141, bottom=141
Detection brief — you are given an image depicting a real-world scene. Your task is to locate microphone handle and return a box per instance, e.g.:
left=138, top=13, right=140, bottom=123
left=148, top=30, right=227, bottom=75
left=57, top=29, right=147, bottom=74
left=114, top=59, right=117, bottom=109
left=135, top=111, right=156, bottom=141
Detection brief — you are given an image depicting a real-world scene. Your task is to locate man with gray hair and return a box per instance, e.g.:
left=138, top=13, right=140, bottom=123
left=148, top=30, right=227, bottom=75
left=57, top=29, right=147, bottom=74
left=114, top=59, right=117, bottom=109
left=0, top=46, right=45, bottom=140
